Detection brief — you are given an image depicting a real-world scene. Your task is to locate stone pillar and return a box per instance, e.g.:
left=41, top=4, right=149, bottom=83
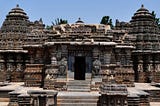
left=92, top=47, right=100, bottom=60
left=104, top=52, right=111, bottom=65
left=92, top=47, right=101, bottom=76
left=126, top=49, right=132, bottom=66
left=100, top=84, right=128, bottom=106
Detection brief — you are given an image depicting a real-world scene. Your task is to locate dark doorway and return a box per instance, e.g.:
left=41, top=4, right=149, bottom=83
left=39, top=96, right=46, bottom=106
left=74, top=56, right=86, bottom=80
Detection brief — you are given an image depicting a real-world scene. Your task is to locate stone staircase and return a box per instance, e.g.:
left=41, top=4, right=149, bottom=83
left=57, top=92, right=100, bottom=106
left=67, top=80, right=91, bottom=92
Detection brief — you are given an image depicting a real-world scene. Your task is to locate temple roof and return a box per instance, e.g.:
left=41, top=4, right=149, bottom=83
left=131, top=4, right=154, bottom=21
left=0, top=4, right=30, bottom=50
left=136, top=4, right=149, bottom=13
left=75, top=18, right=84, bottom=24
left=7, top=4, right=28, bottom=19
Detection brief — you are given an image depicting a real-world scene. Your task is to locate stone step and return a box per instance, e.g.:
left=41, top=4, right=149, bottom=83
left=67, top=80, right=91, bottom=85
left=67, top=88, right=90, bottom=92
left=67, top=83, right=90, bottom=86
left=58, top=99, right=98, bottom=103
left=68, top=85, right=90, bottom=89
left=57, top=103, right=98, bottom=106
left=67, top=80, right=91, bottom=92
left=58, top=95, right=99, bottom=100
left=57, top=92, right=100, bottom=106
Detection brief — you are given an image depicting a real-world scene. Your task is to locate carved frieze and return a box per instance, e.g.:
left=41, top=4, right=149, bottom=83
left=45, top=69, right=59, bottom=80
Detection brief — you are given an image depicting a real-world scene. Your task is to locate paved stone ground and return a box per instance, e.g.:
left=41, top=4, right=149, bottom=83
left=0, top=102, right=9, bottom=106
left=58, top=91, right=100, bottom=97
left=134, top=83, right=160, bottom=90
left=150, top=102, right=160, bottom=106
left=57, top=91, right=100, bottom=106
left=0, top=82, right=160, bottom=105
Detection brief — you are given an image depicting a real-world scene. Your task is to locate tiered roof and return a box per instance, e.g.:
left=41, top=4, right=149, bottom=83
left=0, top=4, right=30, bottom=50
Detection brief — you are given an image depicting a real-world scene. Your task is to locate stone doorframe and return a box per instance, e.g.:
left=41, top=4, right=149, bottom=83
left=67, top=49, right=92, bottom=81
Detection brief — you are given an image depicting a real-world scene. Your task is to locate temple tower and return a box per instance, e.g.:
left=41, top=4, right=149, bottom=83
left=0, top=5, right=29, bottom=81
left=130, top=5, right=160, bottom=82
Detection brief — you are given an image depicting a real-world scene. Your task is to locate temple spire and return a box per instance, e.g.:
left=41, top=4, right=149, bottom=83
left=141, top=4, right=144, bottom=8
left=75, top=17, right=84, bottom=24
left=16, top=4, right=19, bottom=8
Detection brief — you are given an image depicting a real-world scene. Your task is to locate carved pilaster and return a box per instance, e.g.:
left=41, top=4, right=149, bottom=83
left=138, top=60, right=143, bottom=72
left=92, top=47, right=100, bottom=59
left=61, top=45, right=68, bottom=58
left=58, top=57, right=67, bottom=76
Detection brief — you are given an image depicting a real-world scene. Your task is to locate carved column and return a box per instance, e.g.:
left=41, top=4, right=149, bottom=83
left=92, top=47, right=101, bottom=76
left=92, top=47, right=100, bottom=60
left=103, top=51, right=111, bottom=65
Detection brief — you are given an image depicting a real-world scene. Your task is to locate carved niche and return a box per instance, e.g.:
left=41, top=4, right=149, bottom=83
left=7, top=63, right=14, bottom=72
left=0, top=63, right=5, bottom=71
left=16, top=64, right=23, bottom=71
left=138, top=64, right=143, bottom=72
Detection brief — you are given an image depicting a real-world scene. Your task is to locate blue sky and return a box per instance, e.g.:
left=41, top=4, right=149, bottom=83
left=0, top=0, right=160, bottom=26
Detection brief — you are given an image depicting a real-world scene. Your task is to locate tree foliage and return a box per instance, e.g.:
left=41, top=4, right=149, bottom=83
left=46, top=25, right=53, bottom=30
left=52, top=18, right=68, bottom=25
left=45, top=18, right=68, bottom=30
left=100, top=16, right=113, bottom=28
left=152, top=11, right=160, bottom=28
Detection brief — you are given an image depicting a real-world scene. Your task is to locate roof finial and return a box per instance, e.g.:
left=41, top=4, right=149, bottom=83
left=78, top=17, right=81, bottom=21
left=75, top=17, right=84, bottom=24
left=141, top=4, right=144, bottom=8
left=16, top=4, right=19, bottom=7
left=39, top=18, right=43, bottom=24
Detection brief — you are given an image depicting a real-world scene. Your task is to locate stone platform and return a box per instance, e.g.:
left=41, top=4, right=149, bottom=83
left=0, top=82, right=160, bottom=106
left=57, top=91, right=100, bottom=106
left=67, top=80, right=91, bottom=92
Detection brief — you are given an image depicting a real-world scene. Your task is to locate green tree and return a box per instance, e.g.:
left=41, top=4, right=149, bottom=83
left=152, top=11, right=160, bottom=28
left=45, top=18, right=68, bottom=30
left=46, top=25, right=53, bottom=30
left=100, top=16, right=113, bottom=28
left=52, top=18, right=68, bottom=25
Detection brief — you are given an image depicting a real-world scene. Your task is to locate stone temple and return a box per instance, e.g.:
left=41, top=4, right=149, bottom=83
left=0, top=4, right=160, bottom=106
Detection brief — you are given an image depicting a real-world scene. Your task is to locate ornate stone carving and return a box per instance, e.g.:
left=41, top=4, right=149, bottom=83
left=155, top=64, right=160, bottom=72
left=92, top=48, right=100, bottom=59
left=58, top=57, right=67, bottom=75
left=147, top=64, right=153, bottom=72
left=0, top=63, right=5, bottom=71
left=93, top=59, right=101, bottom=75
left=45, top=69, right=59, bottom=80
left=16, top=64, right=23, bottom=71
left=51, top=56, right=57, bottom=65
left=56, top=51, right=62, bottom=60
left=61, top=45, right=67, bottom=53
left=7, top=63, right=14, bottom=72
left=138, top=64, right=143, bottom=72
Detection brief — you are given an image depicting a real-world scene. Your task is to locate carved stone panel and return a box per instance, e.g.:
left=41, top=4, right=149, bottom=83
left=93, top=59, right=101, bottom=75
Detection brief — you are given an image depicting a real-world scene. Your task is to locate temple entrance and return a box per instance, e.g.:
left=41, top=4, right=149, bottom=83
left=74, top=56, right=86, bottom=80
left=38, top=96, right=46, bottom=106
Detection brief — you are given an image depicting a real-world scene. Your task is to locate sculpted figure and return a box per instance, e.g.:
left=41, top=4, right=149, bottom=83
left=93, top=59, right=101, bottom=75
left=45, top=69, right=58, bottom=80
left=59, top=57, right=67, bottom=75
